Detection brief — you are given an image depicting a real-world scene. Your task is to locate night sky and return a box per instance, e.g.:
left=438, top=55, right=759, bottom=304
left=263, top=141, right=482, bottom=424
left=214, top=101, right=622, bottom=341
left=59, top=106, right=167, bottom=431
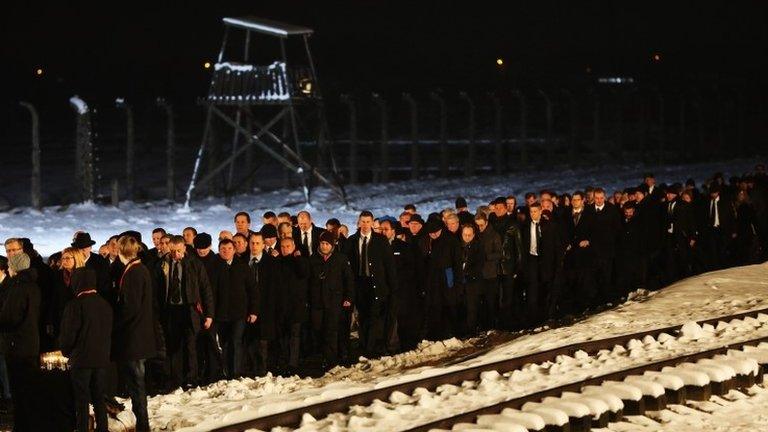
left=4, top=1, right=768, bottom=103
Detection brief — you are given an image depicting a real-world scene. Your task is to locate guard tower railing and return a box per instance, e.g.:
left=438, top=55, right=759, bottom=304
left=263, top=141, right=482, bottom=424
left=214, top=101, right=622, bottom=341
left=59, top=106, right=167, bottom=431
left=207, top=61, right=318, bottom=104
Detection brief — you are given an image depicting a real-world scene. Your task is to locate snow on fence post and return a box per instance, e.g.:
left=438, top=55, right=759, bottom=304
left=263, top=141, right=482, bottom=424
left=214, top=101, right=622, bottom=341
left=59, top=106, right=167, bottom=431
left=490, top=93, right=503, bottom=175
left=156, top=98, right=175, bottom=200
left=19, top=102, right=42, bottom=209
left=512, top=90, right=528, bottom=167
left=372, top=93, right=389, bottom=182
left=115, top=98, right=135, bottom=200
left=538, top=89, right=554, bottom=161
left=403, top=93, right=419, bottom=180
left=69, top=95, right=94, bottom=202
left=111, top=179, right=119, bottom=207
left=430, top=91, right=449, bottom=177
left=460, top=92, right=476, bottom=176
left=340, top=94, right=358, bottom=184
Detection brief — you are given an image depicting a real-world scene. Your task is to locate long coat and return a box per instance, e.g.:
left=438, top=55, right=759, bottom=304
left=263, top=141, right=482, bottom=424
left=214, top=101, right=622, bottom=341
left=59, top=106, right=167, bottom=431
left=343, top=232, right=398, bottom=300
left=562, top=209, right=597, bottom=269
left=276, top=255, right=310, bottom=324
left=309, top=251, right=355, bottom=311
left=588, top=204, right=621, bottom=259
left=417, top=232, right=463, bottom=306
left=113, top=260, right=157, bottom=362
left=209, top=257, right=258, bottom=322
left=521, top=219, right=562, bottom=283
left=248, top=254, right=280, bottom=340
left=0, top=269, right=40, bottom=359
left=59, top=291, right=113, bottom=369
left=477, top=228, right=502, bottom=280
left=154, top=255, right=215, bottom=332
left=499, top=223, right=524, bottom=277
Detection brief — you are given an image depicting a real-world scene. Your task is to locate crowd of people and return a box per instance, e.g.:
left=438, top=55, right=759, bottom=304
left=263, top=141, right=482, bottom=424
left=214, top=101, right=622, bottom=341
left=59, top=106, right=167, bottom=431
left=0, top=164, right=765, bottom=431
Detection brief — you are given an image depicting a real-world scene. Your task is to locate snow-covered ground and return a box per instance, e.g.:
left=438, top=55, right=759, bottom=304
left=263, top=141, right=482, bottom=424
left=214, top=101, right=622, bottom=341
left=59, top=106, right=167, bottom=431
left=128, top=262, right=767, bottom=432
left=0, top=157, right=761, bottom=257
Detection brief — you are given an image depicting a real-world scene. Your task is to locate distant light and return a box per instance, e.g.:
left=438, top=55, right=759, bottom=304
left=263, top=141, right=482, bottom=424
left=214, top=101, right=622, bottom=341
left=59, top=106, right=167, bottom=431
left=598, top=77, right=635, bottom=84
left=35, top=68, right=43, bottom=76
left=652, top=53, right=661, bottom=62
left=204, top=61, right=211, bottom=69
left=299, top=78, right=313, bottom=95
left=496, top=58, right=504, bottom=66
left=585, top=66, right=592, bottom=74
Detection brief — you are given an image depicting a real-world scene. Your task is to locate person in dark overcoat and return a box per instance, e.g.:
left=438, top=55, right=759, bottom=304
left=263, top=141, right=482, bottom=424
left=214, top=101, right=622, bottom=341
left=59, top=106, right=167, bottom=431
left=114, top=236, right=158, bottom=432
left=458, top=224, right=485, bottom=335
left=276, top=237, right=310, bottom=370
left=615, top=202, right=645, bottom=296
left=521, top=203, right=562, bottom=326
left=380, top=220, right=419, bottom=352
left=59, top=268, right=112, bottom=432
left=0, top=253, right=40, bottom=432
left=561, top=191, right=597, bottom=313
left=244, top=232, right=279, bottom=375
left=342, top=211, right=398, bottom=356
left=587, top=189, right=621, bottom=303
left=309, top=232, right=354, bottom=367
left=474, top=213, right=502, bottom=330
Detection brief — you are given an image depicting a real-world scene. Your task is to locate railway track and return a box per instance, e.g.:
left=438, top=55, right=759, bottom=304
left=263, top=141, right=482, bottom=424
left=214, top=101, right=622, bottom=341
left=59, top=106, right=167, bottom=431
left=210, top=307, right=768, bottom=432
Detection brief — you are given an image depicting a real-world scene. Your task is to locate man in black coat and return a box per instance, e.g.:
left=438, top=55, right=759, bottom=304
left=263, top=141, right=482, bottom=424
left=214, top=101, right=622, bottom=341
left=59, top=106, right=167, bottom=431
left=662, top=185, right=698, bottom=284
left=0, top=253, right=40, bottom=432
left=588, top=188, right=621, bottom=303
left=634, top=187, right=664, bottom=290
left=379, top=220, right=418, bottom=352
left=488, top=197, right=514, bottom=238
left=342, top=211, right=398, bottom=356
left=415, top=220, right=462, bottom=340
left=458, top=225, right=485, bottom=335
left=521, top=203, right=562, bottom=326
left=155, top=236, right=214, bottom=390
left=308, top=232, right=354, bottom=367
left=210, top=239, right=257, bottom=378
left=59, top=269, right=112, bottom=432
left=276, top=237, right=310, bottom=370
left=72, top=232, right=112, bottom=298
left=294, top=211, right=326, bottom=258
left=562, top=191, right=597, bottom=313
left=190, top=232, right=221, bottom=383
left=244, top=233, right=279, bottom=375
left=615, top=203, right=644, bottom=296
left=142, top=228, right=167, bottom=271
left=474, top=213, right=502, bottom=330
left=700, top=183, right=737, bottom=270
left=114, top=237, right=158, bottom=432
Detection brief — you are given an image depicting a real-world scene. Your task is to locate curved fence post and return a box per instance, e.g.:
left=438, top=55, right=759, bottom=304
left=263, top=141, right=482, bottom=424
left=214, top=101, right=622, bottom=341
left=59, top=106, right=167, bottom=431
left=340, top=94, right=358, bottom=184
left=372, top=93, right=389, bottom=182
left=69, top=95, right=94, bottom=202
left=430, top=91, right=449, bottom=176
left=19, top=102, right=42, bottom=209
left=459, top=92, right=476, bottom=176
left=157, top=98, right=176, bottom=200
left=512, top=90, right=528, bottom=166
left=490, top=93, right=503, bottom=175
left=403, top=93, right=419, bottom=180
left=116, top=98, right=135, bottom=200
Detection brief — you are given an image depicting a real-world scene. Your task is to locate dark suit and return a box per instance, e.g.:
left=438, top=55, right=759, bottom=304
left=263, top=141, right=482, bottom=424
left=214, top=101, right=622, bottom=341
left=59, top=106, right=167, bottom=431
left=459, top=240, right=485, bottom=334
left=415, top=231, right=462, bottom=339
left=293, top=225, right=326, bottom=258
left=700, top=196, right=736, bottom=270
left=521, top=218, right=562, bottom=325
left=275, top=254, right=310, bottom=368
left=342, top=231, right=398, bottom=355
left=588, top=203, right=621, bottom=302
left=245, top=253, right=279, bottom=375
left=390, top=238, right=419, bottom=351
left=154, top=256, right=214, bottom=386
left=309, top=251, right=354, bottom=365
left=562, top=209, right=597, bottom=312
left=662, top=199, right=697, bottom=283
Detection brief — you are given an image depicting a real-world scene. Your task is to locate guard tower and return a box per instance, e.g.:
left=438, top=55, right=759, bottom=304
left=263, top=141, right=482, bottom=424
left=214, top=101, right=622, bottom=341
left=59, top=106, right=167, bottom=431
left=184, top=16, right=346, bottom=206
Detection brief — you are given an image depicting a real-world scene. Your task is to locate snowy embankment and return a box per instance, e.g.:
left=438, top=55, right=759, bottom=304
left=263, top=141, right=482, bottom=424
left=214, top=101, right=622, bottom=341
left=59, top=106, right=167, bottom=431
left=132, top=262, right=768, bottom=432
left=0, top=157, right=760, bottom=257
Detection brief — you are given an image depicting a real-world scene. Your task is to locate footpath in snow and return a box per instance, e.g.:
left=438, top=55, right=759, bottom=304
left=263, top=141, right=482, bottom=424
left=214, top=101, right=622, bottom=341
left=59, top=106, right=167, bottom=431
left=135, top=262, right=768, bottom=432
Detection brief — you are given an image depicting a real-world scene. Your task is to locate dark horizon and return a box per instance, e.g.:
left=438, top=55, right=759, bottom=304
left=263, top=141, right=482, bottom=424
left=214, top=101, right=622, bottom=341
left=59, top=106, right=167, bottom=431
left=4, top=1, right=768, bottom=104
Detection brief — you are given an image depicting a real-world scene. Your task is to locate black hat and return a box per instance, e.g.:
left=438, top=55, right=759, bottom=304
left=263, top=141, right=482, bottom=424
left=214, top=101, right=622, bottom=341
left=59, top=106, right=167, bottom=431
left=685, top=178, right=696, bottom=187
left=455, top=197, right=468, bottom=209
left=490, top=196, right=506, bottom=206
left=424, top=220, right=443, bottom=234
left=193, top=232, right=212, bottom=249
left=71, top=232, right=96, bottom=249
left=119, top=230, right=142, bottom=243
left=408, top=214, right=425, bottom=225
left=318, top=231, right=336, bottom=245
left=708, top=183, right=721, bottom=194
left=260, top=224, right=278, bottom=239
left=71, top=268, right=97, bottom=293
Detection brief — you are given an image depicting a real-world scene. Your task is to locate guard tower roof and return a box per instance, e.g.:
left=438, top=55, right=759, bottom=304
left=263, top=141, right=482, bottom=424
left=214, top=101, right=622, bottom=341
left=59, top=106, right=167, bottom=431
left=222, top=16, right=314, bottom=37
